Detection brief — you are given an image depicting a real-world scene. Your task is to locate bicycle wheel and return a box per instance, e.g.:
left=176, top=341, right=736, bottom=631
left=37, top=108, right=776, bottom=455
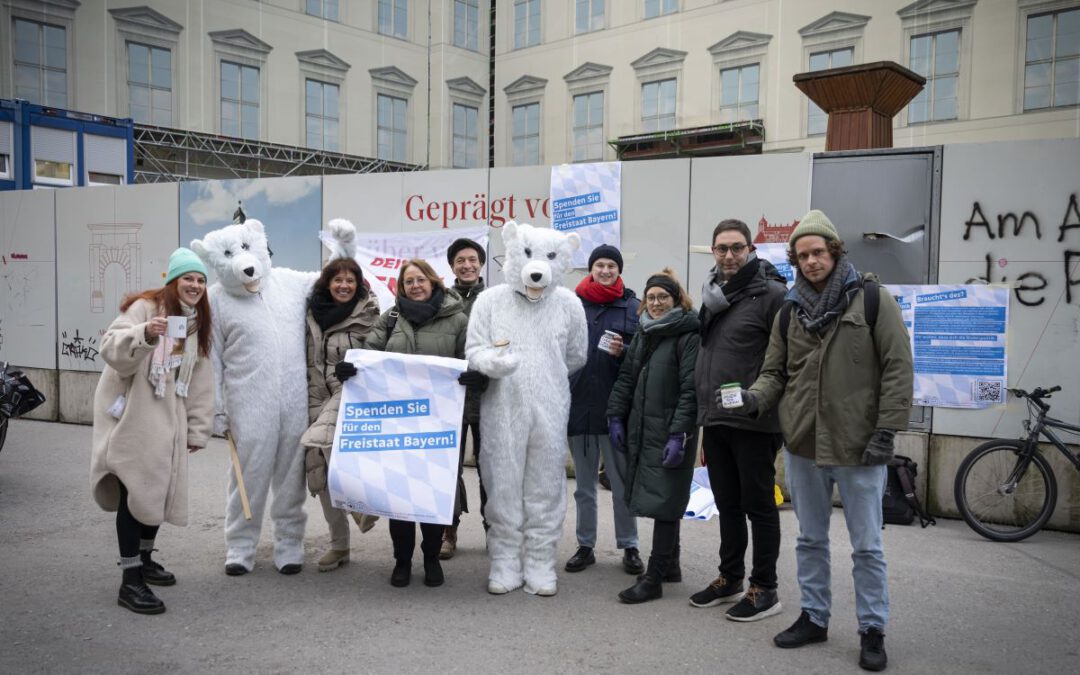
left=0, top=416, right=7, bottom=454
left=954, top=440, right=1057, bottom=542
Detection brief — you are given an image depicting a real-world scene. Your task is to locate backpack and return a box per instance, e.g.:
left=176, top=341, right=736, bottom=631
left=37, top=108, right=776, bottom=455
left=778, top=279, right=880, bottom=338
left=882, top=455, right=936, bottom=528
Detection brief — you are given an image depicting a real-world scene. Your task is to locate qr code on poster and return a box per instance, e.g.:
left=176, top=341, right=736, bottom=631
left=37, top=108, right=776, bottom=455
left=972, top=380, right=1005, bottom=404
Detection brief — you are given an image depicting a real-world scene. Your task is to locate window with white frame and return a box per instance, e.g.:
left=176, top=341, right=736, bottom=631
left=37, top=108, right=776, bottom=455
left=576, top=0, right=603, bottom=33
left=908, top=30, right=960, bottom=123
left=221, top=61, right=260, bottom=139
left=306, top=0, right=339, bottom=21
left=31, top=126, right=74, bottom=186
left=641, top=78, right=676, bottom=131
left=806, top=47, right=853, bottom=135
left=13, top=18, right=68, bottom=107
left=644, top=0, right=677, bottom=19
left=719, top=63, right=759, bottom=123
left=379, top=0, right=408, bottom=39
left=572, top=92, right=604, bottom=162
left=305, top=79, right=340, bottom=151
left=454, top=0, right=479, bottom=50
left=1024, top=8, right=1080, bottom=110
left=511, top=102, right=540, bottom=165
left=127, top=43, right=172, bottom=125
left=85, top=134, right=127, bottom=186
left=514, top=0, right=541, bottom=49
left=452, top=103, right=479, bottom=168
left=377, top=94, right=408, bottom=162
left=0, top=121, right=12, bottom=180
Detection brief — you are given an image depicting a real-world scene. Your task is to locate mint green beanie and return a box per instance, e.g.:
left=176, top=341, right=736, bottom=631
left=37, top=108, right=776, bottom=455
left=789, top=210, right=840, bottom=251
left=165, top=247, right=208, bottom=284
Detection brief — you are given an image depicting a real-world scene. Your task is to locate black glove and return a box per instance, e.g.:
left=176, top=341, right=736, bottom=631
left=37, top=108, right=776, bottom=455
left=458, top=369, right=490, bottom=392
left=862, top=429, right=896, bottom=465
left=334, top=360, right=358, bottom=383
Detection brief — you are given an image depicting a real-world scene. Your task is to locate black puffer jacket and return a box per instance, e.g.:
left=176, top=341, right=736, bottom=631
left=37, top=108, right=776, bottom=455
left=695, top=258, right=787, bottom=431
left=607, top=308, right=700, bottom=521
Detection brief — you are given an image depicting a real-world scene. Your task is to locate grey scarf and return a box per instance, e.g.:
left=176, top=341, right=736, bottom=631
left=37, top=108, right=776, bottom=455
left=790, top=255, right=859, bottom=335
left=640, top=307, right=686, bottom=333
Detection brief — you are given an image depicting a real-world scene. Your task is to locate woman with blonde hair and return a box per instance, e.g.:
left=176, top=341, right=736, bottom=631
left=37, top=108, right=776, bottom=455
left=607, top=268, right=700, bottom=604
left=90, top=248, right=214, bottom=615
left=338, top=258, right=478, bottom=588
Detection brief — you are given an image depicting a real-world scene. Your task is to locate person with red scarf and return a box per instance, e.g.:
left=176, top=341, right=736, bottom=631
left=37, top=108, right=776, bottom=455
left=565, top=245, right=643, bottom=576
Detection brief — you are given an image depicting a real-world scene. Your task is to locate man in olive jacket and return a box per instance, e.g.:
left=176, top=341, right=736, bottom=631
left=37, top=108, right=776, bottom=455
left=736, top=210, right=912, bottom=673
left=691, top=218, right=787, bottom=622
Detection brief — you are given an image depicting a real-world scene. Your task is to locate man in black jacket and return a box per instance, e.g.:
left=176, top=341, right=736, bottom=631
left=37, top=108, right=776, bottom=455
left=690, top=219, right=787, bottom=621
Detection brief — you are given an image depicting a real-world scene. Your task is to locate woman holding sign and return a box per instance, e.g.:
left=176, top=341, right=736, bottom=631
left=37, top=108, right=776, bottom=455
left=343, top=258, right=474, bottom=588
left=606, top=268, right=700, bottom=605
left=299, top=257, right=380, bottom=572
left=89, top=248, right=214, bottom=615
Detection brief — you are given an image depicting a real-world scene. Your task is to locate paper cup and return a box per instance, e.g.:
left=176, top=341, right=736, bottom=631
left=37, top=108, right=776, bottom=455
left=598, top=330, right=620, bottom=354
left=166, top=316, right=188, bottom=339
left=720, top=383, right=743, bottom=409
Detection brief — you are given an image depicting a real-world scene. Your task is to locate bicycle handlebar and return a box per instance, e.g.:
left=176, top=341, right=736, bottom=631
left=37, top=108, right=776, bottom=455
left=1009, top=386, right=1062, bottom=401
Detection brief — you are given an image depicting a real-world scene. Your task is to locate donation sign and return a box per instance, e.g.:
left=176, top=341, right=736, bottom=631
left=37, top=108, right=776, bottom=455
left=889, top=284, right=1010, bottom=409
left=328, top=349, right=468, bottom=525
left=550, top=162, right=621, bottom=268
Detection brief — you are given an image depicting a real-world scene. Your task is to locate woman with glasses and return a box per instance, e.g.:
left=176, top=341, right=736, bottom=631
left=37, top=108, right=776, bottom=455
left=606, top=268, right=700, bottom=604
left=341, top=258, right=472, bottom=588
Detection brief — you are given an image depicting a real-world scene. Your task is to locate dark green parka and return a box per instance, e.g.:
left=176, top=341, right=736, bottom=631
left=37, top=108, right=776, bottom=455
left=607, top=308, right=701, bottom=521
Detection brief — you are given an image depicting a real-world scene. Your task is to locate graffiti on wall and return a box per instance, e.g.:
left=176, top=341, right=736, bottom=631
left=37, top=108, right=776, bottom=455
left=60, top=329, right=99, bottom=363
left=962, top=194, right=1080, bottom=307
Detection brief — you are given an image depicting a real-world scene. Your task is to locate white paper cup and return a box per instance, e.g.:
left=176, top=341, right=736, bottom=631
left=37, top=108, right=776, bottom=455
left=166, top=316, right=188, bottom=339
left=598, top=330, right=620, bottom=354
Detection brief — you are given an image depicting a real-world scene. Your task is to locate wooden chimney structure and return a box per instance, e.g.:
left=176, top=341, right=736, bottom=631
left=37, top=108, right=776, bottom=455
left=793, top=61, right=926, bottom=151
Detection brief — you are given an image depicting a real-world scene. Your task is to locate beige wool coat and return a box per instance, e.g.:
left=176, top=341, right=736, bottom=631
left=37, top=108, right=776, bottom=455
left=89, top=298, right=214, bottom=526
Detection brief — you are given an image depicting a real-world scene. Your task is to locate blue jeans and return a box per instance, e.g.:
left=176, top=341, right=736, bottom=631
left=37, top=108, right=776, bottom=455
left=569, top=434, right=638, bottom=550
left=784, top=451, right=889, bottom=632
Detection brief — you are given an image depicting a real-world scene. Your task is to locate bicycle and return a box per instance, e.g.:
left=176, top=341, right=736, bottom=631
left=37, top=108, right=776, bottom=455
left=954, top=386, right=1080, bottom=542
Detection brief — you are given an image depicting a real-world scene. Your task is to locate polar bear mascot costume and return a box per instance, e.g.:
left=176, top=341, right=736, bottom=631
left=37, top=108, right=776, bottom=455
left=466, top=221, right=588, bottom=596
left=191, top=218, right=357, bottom=575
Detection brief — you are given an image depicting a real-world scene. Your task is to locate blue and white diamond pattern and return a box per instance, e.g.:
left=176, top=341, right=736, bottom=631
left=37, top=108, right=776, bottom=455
left=328, top=349, right=467, bottom=525
left=550, top=162, right=621, bottom=268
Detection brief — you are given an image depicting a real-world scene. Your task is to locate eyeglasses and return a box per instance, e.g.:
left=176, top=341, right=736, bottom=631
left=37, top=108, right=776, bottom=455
left=711, top=243, right=749, bottom=256
left=645, top=292, right=673, bottom=304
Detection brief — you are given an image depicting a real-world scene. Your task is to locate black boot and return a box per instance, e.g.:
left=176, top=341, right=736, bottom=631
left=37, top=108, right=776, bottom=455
left=118, top=566, right=165, bottom=615
left=663, top=544, right=682, bottom=582
left=390, top=559, right=411, bottom=587
left=618, top=557, right=664, bottom=604
left=423, top=556, right=444, bottom=587
left=140, top=549, right=176, bottom=586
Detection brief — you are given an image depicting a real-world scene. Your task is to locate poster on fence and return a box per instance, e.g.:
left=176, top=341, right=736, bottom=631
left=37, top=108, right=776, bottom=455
left=550, top=162, right=621, bottom=268
left=327, top=225, right=489, bottom=311
left=327, top=349, right=468, bottom=525
left=888, top=284, right=1010, bottom=409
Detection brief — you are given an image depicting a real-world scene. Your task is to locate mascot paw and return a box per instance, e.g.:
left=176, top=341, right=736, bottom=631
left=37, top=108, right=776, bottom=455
left=213, top=413, right=230, bottom=437
left=486, top=352, right=520, bottom=378
left=322, top=218, right=358, bottom=260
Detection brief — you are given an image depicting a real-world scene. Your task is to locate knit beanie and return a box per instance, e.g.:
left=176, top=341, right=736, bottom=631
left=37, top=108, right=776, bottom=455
left=644, top=272, right=681, bottom=304
left=165, top=247, right=208, bottom=284
left=789, top=210, right=840, bottom=251
left=447, top=238, right=486, bottom=266
left=587, top=244, right=623, bottom=273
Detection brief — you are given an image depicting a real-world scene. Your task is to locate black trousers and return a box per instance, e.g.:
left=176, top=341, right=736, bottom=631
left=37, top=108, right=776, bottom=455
left=452, top=420, right=487, bottom=528
left=116, top=481, right=159, bottom=559
left=389, top=519, right=443, bottom=561
left=650, top=518, right=680, bottom=560
left=702, top=425, right=783, bottom=590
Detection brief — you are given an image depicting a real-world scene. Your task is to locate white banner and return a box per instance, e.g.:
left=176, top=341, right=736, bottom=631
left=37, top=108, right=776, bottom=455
left=328, top=349, right=468, bottom=525
left=550, top=162, right=621, bottom=268
left=343, top=226, right=489, bottom=310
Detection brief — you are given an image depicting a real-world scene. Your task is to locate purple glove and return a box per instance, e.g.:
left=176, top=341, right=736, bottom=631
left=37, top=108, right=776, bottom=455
left=662, top=433, right=687, bottom=468
left=608, top=417, right=626, bottom=452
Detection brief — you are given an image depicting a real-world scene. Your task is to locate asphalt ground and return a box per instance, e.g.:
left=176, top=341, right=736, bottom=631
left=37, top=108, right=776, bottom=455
left=1, top=419, right=1077, bottom=674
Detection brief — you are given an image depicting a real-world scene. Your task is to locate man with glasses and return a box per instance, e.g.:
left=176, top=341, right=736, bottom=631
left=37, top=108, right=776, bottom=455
left=690, top=219, right=788, bottom=621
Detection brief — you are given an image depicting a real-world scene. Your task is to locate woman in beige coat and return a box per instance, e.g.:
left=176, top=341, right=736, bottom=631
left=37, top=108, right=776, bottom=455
left=89, top=248, right=214, bottom=615
left=299, top=257, right=379, bottom=572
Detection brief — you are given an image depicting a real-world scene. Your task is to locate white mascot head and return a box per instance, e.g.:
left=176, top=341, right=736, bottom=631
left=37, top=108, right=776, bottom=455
left=500, top=221, right=580, bottom=302
left=190, top=218, right=272, bottom=296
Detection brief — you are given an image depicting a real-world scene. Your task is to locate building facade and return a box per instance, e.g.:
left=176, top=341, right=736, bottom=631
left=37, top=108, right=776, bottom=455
left=1, top=0, right=1078, bottom=172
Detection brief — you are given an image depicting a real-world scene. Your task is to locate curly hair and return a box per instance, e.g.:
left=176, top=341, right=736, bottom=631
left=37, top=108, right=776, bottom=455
left=787, top=237, right=847, bottom=269
left=313, top=257, right=367, bottom=300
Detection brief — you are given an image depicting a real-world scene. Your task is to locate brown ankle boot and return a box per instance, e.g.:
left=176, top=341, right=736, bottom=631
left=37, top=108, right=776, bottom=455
left=439, top=526, right=458, bottom=560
